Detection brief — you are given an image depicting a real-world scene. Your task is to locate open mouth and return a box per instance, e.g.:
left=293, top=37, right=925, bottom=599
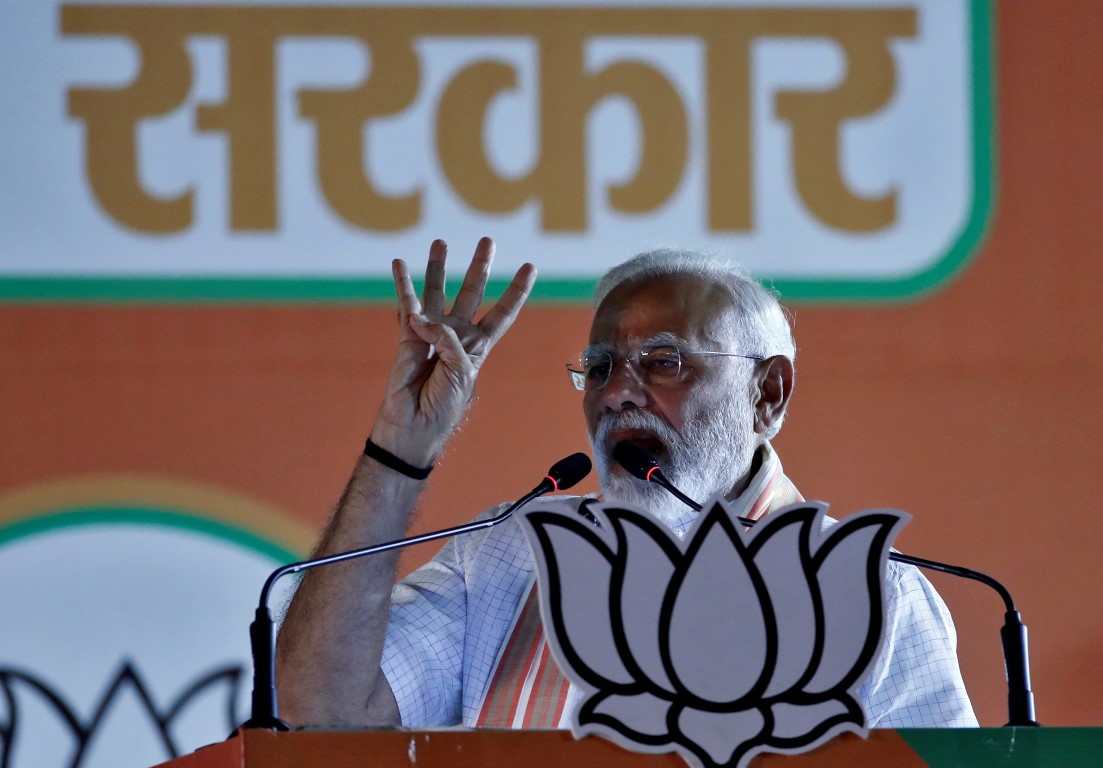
left=605, top=430, right=668, bottom=466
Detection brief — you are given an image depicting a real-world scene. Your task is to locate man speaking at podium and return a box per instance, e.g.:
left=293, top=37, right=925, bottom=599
left=276, top=238, right=977, bottom=730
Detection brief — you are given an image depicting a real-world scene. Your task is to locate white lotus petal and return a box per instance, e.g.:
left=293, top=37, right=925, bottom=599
left=607, top=511, right=678, bottom=692
left=752, top=511, right=818, bottom=698
left=586, top=691, right=673, bottom=739
left=676, top=706, right=766, bottom=767
left=769, top=699, right=855, bottom=740
left=668, top=513, right=768, bottom=703
left=804, top=519, right=891, bottom=694
left=524, top=514, right=634, bottom=685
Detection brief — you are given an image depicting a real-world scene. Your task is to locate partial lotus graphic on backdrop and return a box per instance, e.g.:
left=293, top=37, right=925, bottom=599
left=519, top=500, right=907, bottom=768
left=0, top=501, right=302, bottom=768
left=0, top=662, right=244, bottom=768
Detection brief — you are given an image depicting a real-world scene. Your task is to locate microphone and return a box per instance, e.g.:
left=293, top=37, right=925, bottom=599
left=533, top=452, right=594, bottom=496
left=612, top=441, right=1039, bottom=727
left=612, top=441, right=752, bottom=522
left=238, top=452, right=592, bottom=732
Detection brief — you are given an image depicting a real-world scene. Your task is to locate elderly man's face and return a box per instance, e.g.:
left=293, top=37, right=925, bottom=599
left=584, top=274, right=760, bottom=525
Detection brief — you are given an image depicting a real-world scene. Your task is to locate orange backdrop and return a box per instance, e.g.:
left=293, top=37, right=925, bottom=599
left=1, top=3, right=1100, bottom=727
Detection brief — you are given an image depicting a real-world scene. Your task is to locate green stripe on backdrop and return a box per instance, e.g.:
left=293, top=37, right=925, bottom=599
left=0, top=276, right=599, bottom=304
left=0, top=507, right=300, bottom=564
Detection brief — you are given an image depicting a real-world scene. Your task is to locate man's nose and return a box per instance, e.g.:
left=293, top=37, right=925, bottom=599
left=600, top=359, right=649, bottom=411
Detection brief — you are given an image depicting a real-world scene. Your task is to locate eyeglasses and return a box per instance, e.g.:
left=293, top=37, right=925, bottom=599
left=566, top=344, right=764, bottom=391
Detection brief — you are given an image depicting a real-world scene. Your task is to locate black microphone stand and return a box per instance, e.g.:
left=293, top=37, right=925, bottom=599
left=881, top=551, right=1037, bottom=726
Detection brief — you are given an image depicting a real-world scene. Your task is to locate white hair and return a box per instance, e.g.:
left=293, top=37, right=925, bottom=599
left=594, top=248, right=796, bottom=439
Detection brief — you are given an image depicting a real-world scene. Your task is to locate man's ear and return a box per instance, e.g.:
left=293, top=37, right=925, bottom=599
left=753, top=356, right=794, bottom=435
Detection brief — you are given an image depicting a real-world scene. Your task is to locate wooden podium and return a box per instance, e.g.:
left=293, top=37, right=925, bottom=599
left=155, top=727, right=1102, bottom=768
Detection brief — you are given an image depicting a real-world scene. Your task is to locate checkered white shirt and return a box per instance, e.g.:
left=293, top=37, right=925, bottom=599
left=380, top=494, right=978, bottom=729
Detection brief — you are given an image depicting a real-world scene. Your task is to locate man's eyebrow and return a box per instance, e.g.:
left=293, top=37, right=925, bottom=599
left=582, top=332, right=690, bottom=357
left=644, top=332, right=689, bottom=347
left=581, top=341, right=613, bottom=358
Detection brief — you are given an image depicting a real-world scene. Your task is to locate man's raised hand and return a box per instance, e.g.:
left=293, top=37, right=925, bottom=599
left=371, top=237, right=536, bottom=468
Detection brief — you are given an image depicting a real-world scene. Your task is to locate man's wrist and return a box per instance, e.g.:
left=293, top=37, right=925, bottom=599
left=368, top=416, right=446, bottom=468
left=363, top=438, right=434, bottom=480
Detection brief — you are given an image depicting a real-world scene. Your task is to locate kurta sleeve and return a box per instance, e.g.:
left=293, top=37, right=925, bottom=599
left=860, top=562, right=979, bottom=727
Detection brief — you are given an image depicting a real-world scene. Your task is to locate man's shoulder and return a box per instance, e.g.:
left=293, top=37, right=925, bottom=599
left=811, top=509, right=943, bottom=602
left=459, top=495, right=589, bottom=552
left=473, top=494, right=587, bottom=522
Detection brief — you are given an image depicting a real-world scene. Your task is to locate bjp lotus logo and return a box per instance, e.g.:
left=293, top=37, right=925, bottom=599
left=519, top=501, right=906, bottom=768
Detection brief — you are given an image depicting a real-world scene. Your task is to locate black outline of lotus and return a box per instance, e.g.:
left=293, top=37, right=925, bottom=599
left=0, top=660, right=244, bottom=768
left=520, top=501, right=905, bottom=768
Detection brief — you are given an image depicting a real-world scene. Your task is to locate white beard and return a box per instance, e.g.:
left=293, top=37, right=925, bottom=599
left=590, top=395, right=756, bottom=534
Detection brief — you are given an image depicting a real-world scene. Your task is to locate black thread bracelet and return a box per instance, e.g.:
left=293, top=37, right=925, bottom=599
left=363, top=438, right=434, bottom=480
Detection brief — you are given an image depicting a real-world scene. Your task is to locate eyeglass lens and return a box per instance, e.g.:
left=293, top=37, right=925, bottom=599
left=581, top=346, right=683, bottom=389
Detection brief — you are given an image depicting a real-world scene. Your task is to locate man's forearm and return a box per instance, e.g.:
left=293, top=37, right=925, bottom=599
left=275, top=454, right=425, bottom=727
left=274, top=238, right=535, bottom=728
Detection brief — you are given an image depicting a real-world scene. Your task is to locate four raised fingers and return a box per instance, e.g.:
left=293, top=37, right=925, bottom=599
left=397, top=237, right=535, bottom=352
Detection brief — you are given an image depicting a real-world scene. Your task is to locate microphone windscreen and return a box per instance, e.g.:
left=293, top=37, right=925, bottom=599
left=612, top=441, right=660, bottom=480
left=547, top=452, right=592, bottom=491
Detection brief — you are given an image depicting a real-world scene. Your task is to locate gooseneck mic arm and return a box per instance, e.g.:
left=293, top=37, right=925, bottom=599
left=611, top=441, right=1039, bottom=727
left=612, top=442, right=755, bottom=524
left=878, top=553, right=1037, bottom=727
left=239, top=452, right=592, bottom=732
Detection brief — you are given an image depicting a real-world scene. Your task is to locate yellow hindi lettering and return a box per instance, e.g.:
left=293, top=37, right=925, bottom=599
left=772, top=9, right=917, bottom=232
left=436, top=60, right=541, bottom=219
left=64, top=6, right=195, bottom=233
left=593, top=61, right=688, bottom=218
left=64, top=5, right=283, bottom=232
left=703, top=8, right=917, bottom=232
left=436, top=10, right=689, bottom=231
left=300, top=35, right=423, bottom=232
left=61, top=4, right=916, bottom=236
left=702, top=22, right=755, bottom=232
left=193, top=21, right=280, bottom=231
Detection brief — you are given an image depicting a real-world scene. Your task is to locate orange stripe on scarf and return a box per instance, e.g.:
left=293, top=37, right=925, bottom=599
left=475, top=586, right=544, bottom=727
